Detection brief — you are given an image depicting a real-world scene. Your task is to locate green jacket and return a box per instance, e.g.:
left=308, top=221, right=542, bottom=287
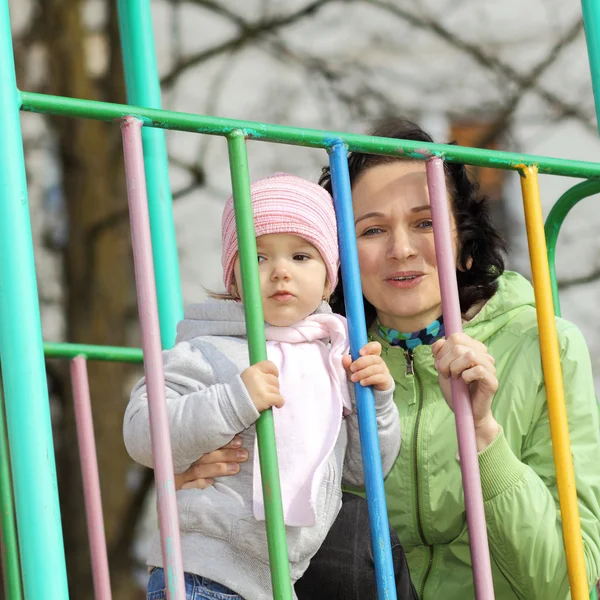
left=366, top=271, right=600, bottom=599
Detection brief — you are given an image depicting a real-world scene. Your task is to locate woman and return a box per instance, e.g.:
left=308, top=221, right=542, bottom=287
left=175, top=119, right=600, bottom=599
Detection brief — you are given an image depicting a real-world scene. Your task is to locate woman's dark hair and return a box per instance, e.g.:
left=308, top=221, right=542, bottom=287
left=319, top=117, right=507, bottom=326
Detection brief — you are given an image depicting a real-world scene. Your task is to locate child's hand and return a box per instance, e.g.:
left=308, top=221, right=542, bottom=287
left=342, top=341, right=393, bottom=391
left=241, top=360, right=285, bottom=412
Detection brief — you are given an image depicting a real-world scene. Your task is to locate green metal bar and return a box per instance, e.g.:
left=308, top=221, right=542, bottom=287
left=227, top=131, right=292, bottom=600
left=582, top=0, right=600, bottom=134
left=117, top=0, right=183, bottom=349
left=0, top=385, right=23, bottom=600
left=545, top=180, right=600, bottom=317
left=19, top=91, right=600, bottom=179
left=43, top=341, right=143, bottom=363
left=0, top=2, right=69, bottom=598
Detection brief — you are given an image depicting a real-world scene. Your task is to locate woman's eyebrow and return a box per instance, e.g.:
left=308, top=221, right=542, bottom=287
left=354, top=211, right=385, bottom=225
left=410, top=204, right=431, bottom=213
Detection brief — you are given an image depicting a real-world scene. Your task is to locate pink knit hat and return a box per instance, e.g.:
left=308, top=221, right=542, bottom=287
left=221, top=173, right=339, bottom=293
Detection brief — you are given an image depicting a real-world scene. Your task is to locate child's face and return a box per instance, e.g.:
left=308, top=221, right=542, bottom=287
left=232, top=233, right=329, bottom=327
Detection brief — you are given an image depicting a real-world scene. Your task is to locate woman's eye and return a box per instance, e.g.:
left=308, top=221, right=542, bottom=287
left=362, top=227, right=383, bottom=236
left=417, top=220, right=433, bottom=229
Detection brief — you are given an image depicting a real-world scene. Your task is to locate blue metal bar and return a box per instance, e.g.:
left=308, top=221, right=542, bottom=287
left=0, top=1, right=69, bottom=597
left=117, top=0, right=183, bottom=349
left=328, top=142, right=397, bottom=600
left=582, top=0, right=600, bottom=134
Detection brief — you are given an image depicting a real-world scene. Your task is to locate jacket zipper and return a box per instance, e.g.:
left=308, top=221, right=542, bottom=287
left=407, top=349, right=434, bottom=599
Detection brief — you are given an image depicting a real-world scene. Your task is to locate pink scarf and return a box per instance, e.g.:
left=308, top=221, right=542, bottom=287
left=252, top=313, right=352, bottom=527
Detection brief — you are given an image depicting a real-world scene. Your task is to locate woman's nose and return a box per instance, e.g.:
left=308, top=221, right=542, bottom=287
left=388, top=229, right=417, bottom=260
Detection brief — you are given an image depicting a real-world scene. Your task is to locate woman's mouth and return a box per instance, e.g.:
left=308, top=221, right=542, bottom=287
left=386, top=274, right=424, bottom=289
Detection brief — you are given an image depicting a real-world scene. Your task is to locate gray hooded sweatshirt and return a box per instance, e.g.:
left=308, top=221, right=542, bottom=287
left=124, top=300, right=401, bottom=600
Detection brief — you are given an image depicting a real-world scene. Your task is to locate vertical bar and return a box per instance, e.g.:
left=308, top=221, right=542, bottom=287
left=582, top=0, right=600, bottom=134
left=226, top=131, right=293, bottom=600
left=121, top=117, right=186, bottom=600
left=0, top=386, right=23, bottom=600
left=544, top=180, right=600, bottom=318
left=328, top=142, right=397, bottom=600
left=70, top=357, right=112, bottom=600
left=426, top=157, right=495, bottom=599
left=520, top=165, right=589, bottom=600
left=117, top=0, right=183, bottom=348
left=0, top=1, right=70, bottom=598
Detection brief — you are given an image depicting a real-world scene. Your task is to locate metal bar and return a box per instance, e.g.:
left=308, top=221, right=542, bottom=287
left=0, top=3, right=69, bottom=598
left=544, top=180, right=600, bottom=317
left=121, top=116, right=186, bottom=600
left=328, top=142, right=397, bottom=600
left=117, top=0, right=182, bottom=349
left=0, top=385, right=23, bottom=600
left=520, top=165, right=589, bottom=600
left=226, top=131, right=292, bottom=600
left=582, top=0, right=600, bottom=133
left=19, top=91, right=600, bottom=179
left=426, top=157, right=495, bottom=599
left=43, top=341, right=143, bottom=363
left=70, top=357, right=112, bottom=600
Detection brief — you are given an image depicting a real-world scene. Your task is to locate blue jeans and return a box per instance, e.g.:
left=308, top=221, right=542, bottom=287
left=295, top=493, right=418, bottom=600
left=147, top=568, right=243, bottom=600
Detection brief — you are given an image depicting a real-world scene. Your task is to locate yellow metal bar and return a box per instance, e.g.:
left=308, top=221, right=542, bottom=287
left=520, top=165, right=589, bottom=600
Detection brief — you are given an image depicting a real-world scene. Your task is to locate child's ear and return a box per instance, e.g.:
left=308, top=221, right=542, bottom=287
left=322, top=280, right=331, bottom=301
left=230, top=278, right=240, bottom=299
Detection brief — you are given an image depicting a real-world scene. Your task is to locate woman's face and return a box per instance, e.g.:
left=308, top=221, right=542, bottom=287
left=352, top=161, right=458, bottom=332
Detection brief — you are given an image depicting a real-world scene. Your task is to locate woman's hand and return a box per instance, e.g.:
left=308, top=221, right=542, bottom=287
left=431, top=333, right=500, bottom=451
left=174, top=436, right=248, bottom=490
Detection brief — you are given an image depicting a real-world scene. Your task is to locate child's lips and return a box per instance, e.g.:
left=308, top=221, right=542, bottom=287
left=271, top=291, right=294, bottom=302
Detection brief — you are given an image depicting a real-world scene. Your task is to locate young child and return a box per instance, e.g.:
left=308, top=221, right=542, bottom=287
left=123, top=173, right=401, bottom=600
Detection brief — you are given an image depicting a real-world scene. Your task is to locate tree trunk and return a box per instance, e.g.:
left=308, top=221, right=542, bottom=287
left=40, top=2, right=145, bottom=599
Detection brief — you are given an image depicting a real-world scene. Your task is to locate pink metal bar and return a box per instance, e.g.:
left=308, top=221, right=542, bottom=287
left=121, top=116, right=185, bottom=600
left=426, top=157, right=495, bottom=599
left=70, top=355, right=112, bottom=600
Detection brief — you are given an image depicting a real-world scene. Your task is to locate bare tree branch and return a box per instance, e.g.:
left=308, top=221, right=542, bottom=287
left=161, top=0, right=334, bottom=88
left=475, top=17, right=584, bottom=148
left=366, top=0, right=594, bottom=131
left=265, top=37, right=401, bottom=123
left=184, top=0, right=246, bottom=27
left=558, top=268, right=600, bottom=291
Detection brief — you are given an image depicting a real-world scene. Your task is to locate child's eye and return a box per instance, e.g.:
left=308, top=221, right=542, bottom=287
left=257, top=255, right=266, bottom=263
left=361, top=227, right=384, bottom=236
left=293, top=254, right=311, bottom=261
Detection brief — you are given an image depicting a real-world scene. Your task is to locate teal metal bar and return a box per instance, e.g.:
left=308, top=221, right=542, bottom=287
left=227, top=131, right=292, bottom=600
left=0, top=386, right=23, bottom=600
left=0, top=1, right=69, bottom=598
left=117, top=0, right=183, bottom=349
left=544, top=180, right=600, bottom=317
left=43, top=341, right=143, bottom=363
left=19, top=91, right=600, bottom=179
left=582, top=0, right=600, bottom=133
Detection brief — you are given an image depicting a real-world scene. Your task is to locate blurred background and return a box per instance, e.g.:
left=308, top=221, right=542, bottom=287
left=4, top=0, right=600, bottom=598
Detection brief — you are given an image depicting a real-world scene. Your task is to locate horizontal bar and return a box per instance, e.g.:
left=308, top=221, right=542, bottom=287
left=43, top=342, right=143, bottom=363
left=19, top=91, right=600, bottom=179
